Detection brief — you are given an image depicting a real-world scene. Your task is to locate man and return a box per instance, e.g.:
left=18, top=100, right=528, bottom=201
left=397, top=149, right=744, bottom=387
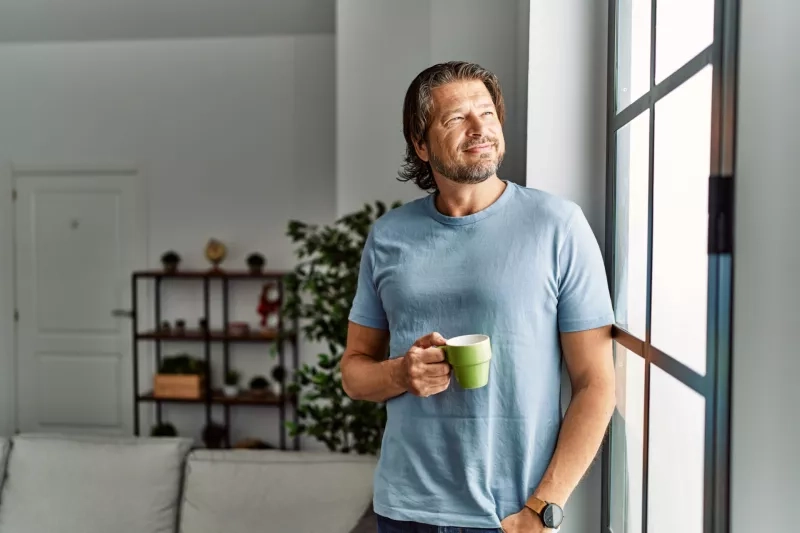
left=341, top=61, right=616, bottom=533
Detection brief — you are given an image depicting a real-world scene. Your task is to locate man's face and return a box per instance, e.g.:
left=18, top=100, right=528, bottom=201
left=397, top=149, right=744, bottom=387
left=415, top=79, right=505, bottom=185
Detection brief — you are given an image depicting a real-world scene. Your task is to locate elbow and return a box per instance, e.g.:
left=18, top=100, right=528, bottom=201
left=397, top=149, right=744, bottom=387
left=577, top=377, right=617, bottom=419
left=340, top=354, right=361, bottom=400
left=341, top=378, right=359, bottom=401
left=599, top=379, right=617, bottom=419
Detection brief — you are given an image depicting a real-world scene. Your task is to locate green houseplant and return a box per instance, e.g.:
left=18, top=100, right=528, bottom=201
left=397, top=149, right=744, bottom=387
left=283, top=200, right=402, bottom=455
left=223, top=369, right=240, bottom=397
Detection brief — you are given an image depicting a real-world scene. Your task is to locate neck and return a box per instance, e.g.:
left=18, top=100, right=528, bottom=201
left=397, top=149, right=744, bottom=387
left=433, top=175, right=507, bottom=217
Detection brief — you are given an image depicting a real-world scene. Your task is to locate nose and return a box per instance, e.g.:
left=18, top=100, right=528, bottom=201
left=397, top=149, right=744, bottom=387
left=465, top=112, right=488, bottom=137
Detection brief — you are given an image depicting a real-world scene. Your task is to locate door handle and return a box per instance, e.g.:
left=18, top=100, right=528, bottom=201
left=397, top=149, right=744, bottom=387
left=111, top=309, right=135, bottom=318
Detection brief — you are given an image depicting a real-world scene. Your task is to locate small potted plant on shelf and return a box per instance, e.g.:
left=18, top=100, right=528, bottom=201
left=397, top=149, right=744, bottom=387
left=270, top=365, right=286, bottom=397
left=246, top=252, right=266, bottom=274
left=223, top=369, right=240, bottom=398
left=174, top=319, right=186, bottom=336
left=150, top=422, right=178, bottom=437
left=153, top=354, right=207, bottom=399
left=249, top=375, right=270, bottom=397
left=160, top=251, right=181, bottom=273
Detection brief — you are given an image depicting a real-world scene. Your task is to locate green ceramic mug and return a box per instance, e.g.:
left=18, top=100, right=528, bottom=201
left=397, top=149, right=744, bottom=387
left=436, top=334, right=492, bottom=389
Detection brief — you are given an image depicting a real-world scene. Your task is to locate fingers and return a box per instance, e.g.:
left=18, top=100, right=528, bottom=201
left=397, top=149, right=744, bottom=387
left=408, top=360, right=450, bottom=379
left=408, top=376, right=450, bottom=398
left=406, top=360, right=450, bottom=397
left=413, top=331, right=447, bottom=349
left=425, top=362, right=451, bottom=377
left=418, top=346, right=447, bottom=364
left=405, top=334, right=451, bottom=398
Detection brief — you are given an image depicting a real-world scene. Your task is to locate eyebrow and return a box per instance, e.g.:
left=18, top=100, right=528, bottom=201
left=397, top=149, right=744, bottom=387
left=440, top=102, right=494, bottom=121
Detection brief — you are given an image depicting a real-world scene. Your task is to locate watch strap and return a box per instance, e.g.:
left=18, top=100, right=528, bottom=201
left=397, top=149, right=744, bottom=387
left=524, top=495, right=547, bottom=517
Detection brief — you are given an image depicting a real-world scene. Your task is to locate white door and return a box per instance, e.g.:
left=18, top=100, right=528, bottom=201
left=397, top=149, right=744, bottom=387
left=14, top=168, right=146, bottom=435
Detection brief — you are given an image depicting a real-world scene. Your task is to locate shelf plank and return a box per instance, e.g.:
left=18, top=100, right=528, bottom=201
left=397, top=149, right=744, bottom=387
left=136, top=329, right=295, bottom=343
left=133, top=269, right=292, bottom=279
left=138, top=390, right=292, bottom=406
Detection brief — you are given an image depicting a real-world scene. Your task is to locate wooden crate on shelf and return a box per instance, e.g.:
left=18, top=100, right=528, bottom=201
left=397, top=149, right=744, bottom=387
left=153, top=374, right=205, bottom=399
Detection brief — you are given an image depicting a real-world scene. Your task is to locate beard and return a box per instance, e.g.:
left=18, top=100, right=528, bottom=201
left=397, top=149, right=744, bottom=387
left=428, top=138, right=504, bottom=185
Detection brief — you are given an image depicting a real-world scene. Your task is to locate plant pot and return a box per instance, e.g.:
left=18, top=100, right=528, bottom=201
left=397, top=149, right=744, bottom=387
left=163, top=261, right=179, bottom=273
left=247, top=253, right=266, bottom=273
left=270, top=382, right=282, bottom=398
left=223, top=385, right=238, bottom=398
left=250, top=387, right=269, bottom=397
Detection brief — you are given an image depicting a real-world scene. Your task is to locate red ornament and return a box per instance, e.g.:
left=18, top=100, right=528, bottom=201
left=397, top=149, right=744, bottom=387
left=256, top=284, right=280, bottom=328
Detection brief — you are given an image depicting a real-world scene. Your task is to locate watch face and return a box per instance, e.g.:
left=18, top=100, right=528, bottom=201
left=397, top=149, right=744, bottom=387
left=543, top=504, right=564, bottom=528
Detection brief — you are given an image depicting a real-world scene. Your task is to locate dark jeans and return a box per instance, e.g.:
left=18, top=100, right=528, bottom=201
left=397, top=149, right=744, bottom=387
left=376, top=514, right=503, bottom=533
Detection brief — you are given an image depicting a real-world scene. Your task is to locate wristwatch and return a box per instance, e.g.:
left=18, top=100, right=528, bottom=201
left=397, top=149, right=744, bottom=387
left=524, top=495, right=564, bottom=529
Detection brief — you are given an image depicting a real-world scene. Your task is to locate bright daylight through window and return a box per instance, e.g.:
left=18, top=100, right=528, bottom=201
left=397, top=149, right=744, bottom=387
left=604, top=0, right=736, bottom=532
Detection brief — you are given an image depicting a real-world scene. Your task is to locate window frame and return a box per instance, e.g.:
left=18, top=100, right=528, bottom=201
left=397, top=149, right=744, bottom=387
left=600, top=0, right=740, bottom=532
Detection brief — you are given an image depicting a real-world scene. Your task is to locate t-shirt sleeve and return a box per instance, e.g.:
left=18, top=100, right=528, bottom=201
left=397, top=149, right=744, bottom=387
left=557, top=205, right=615, bottom=333
left=348, top=229, right=389, bottom=330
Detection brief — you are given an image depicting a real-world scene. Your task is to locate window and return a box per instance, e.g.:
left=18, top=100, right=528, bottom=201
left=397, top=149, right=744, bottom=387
left=603, top=0, right=738, bottom=532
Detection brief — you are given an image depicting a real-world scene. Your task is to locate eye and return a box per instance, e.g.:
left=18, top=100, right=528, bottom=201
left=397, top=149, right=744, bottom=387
left=482, top=111, right=494, bottom=116
left=447, top=116, right=464, bottom=125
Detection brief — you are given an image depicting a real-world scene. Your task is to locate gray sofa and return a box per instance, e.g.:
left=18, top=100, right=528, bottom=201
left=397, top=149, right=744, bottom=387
left=0, top=434, right=377, bottom=533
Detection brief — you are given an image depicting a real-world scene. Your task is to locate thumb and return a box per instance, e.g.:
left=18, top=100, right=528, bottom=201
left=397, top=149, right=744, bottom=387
left=415, top=331, right=447, bottom=348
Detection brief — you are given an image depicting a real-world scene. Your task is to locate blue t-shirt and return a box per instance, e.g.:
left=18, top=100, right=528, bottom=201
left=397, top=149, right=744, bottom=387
left=348, top=181, right=614, bottom=528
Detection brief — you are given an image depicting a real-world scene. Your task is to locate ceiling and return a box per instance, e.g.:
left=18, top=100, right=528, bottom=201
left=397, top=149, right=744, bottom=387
left=0, top=0, right=335, bottom=42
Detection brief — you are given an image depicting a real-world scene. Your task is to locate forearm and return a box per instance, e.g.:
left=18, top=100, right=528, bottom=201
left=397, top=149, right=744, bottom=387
left=341, top=353, right=407, bottom=402
left=532, top=382, right=615, bottom=507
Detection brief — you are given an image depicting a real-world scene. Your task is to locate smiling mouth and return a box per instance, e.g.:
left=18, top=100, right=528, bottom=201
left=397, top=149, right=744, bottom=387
left=464, top=143, right=494, bottom=153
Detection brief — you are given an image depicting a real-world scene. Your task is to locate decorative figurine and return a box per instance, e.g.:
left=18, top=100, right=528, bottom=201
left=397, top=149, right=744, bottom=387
left=257, top=285, right=268, bottom=328
left=204, top=238, right=227, bottom=271
left=257, top=283, right=280, bottom=330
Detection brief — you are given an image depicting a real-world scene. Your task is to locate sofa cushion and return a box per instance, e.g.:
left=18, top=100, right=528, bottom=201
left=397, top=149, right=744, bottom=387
left=180, top=449, right=377, bottom=533
left=0, top=433, right=193, bottom=533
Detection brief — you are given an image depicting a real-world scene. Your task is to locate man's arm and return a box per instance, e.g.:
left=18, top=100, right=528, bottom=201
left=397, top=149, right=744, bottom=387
left=340, top=321, right=404, bottom=402
left=531, top=324, right=616, bottom=507
left=340, top=322, right=451, bottom=402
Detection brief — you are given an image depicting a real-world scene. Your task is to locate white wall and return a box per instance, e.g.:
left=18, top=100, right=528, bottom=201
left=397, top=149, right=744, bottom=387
left=0, top=0, right=335, bottom=42
left=526, top=1, right=609, bottom=533
left=0, top=34, right=335, bottom=447
left=336, top=0, right=529, bottom=217
left=730, top=0, right=800, bottom=531
left=526, top=0, right=609, bottom=245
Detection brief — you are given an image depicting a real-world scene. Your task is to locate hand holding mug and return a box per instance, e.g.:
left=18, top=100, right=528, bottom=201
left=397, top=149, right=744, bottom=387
left=398, top=332, right=451, bottom=398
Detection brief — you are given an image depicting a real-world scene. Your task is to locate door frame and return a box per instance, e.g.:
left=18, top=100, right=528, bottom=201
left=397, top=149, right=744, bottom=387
left=3, top=162, right=150, bottom=436
left=0, top=164, right=15, bottom=436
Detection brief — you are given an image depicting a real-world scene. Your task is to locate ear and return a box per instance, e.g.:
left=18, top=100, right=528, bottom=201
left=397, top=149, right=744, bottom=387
left=413, top=137, right=430, bottom=163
